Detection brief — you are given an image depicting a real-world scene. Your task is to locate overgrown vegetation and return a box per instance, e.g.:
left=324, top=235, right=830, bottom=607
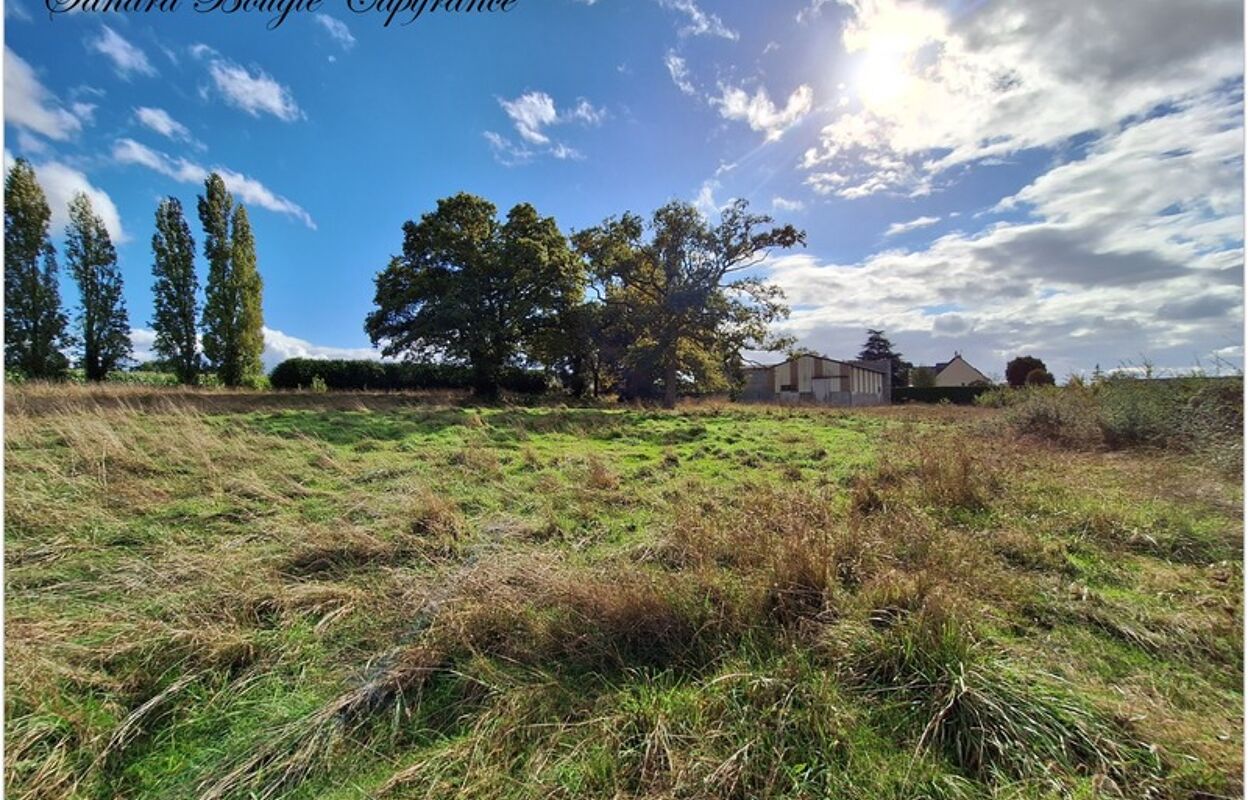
left=5, top=385, right=1242, bottom=799
left=985, top=376, right=1243, bottom=472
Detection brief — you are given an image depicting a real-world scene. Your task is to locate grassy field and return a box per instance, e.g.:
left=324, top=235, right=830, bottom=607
left=5, top=384, right=1243, bottom=799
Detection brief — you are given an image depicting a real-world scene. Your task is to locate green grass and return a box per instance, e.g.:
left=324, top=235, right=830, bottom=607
left=5, top=386, right=1242, bottom=799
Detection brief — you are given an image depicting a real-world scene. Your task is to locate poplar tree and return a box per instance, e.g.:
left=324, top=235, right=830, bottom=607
left=66, top=192, right=131, bottom=380
left=230, top=205, right=265, bottom=384
left=199, top=173, right=264, bottom=386
left=4, top=158, right=70, bottom=378
left=151, top=197, right=200, bottom=384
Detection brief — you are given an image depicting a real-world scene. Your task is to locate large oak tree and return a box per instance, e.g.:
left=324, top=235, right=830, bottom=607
left=365, top=193, right=582, bottom=398
left=574, top=199, right=803, bottom=407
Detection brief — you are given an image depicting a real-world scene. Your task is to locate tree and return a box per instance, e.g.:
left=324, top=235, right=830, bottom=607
left=1025, top=368, right=1055, bottom=386
left=199, top=173, right=235, bottom=381
left=66, top=193, right=131, bottom=380
left=200, top=174, right=265, bottom=386
left=1006, top=355, right=1048, bottom=388
left=365, top=193, right=583, bottom=398
left=5, top=158, right=70, bottom=378
left=910, top=366, right=937, bottom=388
left=150, top=197, right=200, bottom=384
left=230, top=205, right=265, bottom=384
left=857, top=329, right=908, bottom=388
left=574, top=199, right=803, bottom=408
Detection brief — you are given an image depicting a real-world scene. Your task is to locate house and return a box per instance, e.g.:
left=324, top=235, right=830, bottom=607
left=917, top=353, right=991, bottom=387
left=740, top=354, right=891, bottom=405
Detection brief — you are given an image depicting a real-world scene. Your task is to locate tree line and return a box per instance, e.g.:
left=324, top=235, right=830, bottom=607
left=4, top=160, right=265, bottom=386
left=365, top=193, right=805, bottom=408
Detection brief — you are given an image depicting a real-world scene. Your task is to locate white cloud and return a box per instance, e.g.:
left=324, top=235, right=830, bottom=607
left=483, top=131, right=534, bottom=167
left=87, top=26, right=156, bottom=78
left=112, top=138, right=316, bottom=228
left=884, top=215, right=940, bottom=236
left=693, top=179, right=726, bottom=217
left=712, top=82, right=813, bottom=141
left=492, top=91, right=604, bottom=163
left=664, top=51, right=696, bottom=95
left=657, top=0, right=738, bottom=39
left=764, top=90, right=1243, bottom=377
left=259, top=327, right=381, bottom=369
left=128, top=326, right=381, bottom=370
left=314, top=14, right=356, bottom=50
left=134, top=106, right=193, bottom=142
left=4, top=151, right=126, bottom=243
left=500, top=91, right=558, bottom=144
left=802, top=0, right=1244, bottom=197
left=772, top=196, right=806, bottom=212
left=4, top=47, right=84, bottom=141
left=207, top=59, right=302, bottom=121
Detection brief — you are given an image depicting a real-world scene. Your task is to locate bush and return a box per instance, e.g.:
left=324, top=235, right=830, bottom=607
left=106, top=370, right=180, bottom=386
left=1004, top=386, right=1100, bottom=445
left=268, top=358, right=549, bottom=394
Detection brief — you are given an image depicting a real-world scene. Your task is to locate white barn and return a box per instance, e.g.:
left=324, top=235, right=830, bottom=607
left=739, top=354, right=891, bottom=406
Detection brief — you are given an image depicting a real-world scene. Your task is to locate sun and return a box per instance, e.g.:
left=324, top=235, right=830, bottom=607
left=853, top=46, right=914, bottom=109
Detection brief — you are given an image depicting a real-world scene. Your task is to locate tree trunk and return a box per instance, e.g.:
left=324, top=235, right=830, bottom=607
left=663, top=358, right=678, bottom=409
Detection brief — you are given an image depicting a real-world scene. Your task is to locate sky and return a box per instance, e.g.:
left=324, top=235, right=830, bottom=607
left=4, top=0, right=1244, bottom=380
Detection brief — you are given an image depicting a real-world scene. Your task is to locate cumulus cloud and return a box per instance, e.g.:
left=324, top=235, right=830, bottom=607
left=4, top=47, right=86, bottom=141
left=259, top=326, right=381, bottom=369
left=802, top=0, right=1244, bottom=197
left=5, top=150, right=125, bottom=242
left=764, top=90, right=1243, bottom=377
left=128, top=326, right=381, bottom=370
left=884, top=215, right=940, bottom=236
left=500, top=91, right=558, bottom=144
left=712, top=82, right=813, bottom=141
left=112, top=138, right=316, bottom=228
left=657, top=0, right=738, bottom=39
left=207, top=59, right=302, bottom=121
left=314, top=14, right=356, bottom=50
left=87, top=26, right=155, bottom=78
left=491, top=91, right=605, bottom=163
left=772, top=196, right=806, bottom=212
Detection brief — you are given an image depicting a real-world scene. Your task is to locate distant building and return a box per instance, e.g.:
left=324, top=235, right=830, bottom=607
left=740, top=354, right=891, bottom=405
left=916, top=353, right=991, bottom=387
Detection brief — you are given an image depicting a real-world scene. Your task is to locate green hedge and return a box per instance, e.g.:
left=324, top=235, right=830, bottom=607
left=893, top=386, right=995, bottom=405
left=268, top=358, right=549, bottom=394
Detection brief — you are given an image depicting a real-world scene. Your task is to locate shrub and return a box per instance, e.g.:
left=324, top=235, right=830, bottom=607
left=1004, top=386, right=1100, bottom=445
left=972, top=387, right=1016, bottom=408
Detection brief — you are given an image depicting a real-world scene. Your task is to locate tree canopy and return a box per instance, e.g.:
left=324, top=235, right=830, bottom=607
left=1007, top=355, right=1048, bottom=388
left=574, top=199, right=803, bottom=407
left=857, top=329, right=908, bottom=388
left=200, top=174, right=265, bottom=387
left=151, top=197, right=200, bottom=384
left=365, top=193, right=583, bottom=398
left=4, top=158, right=70, bottom=378
left=66, top=192, right=131, bottom=380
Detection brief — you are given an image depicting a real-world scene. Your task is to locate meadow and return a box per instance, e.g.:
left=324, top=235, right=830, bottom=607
left=4, top=384, right=1243, bottom=799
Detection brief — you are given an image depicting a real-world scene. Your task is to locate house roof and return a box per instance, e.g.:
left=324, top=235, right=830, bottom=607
left=745, top=354, right=890, bottom=374
left=919, top=354, right=989, bottom=381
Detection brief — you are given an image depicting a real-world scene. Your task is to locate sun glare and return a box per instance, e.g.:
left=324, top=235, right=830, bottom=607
left=853, top=46, right=913, bottom=108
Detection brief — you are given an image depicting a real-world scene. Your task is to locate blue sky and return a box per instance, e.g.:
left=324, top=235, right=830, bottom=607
left=5, top=0, right=1244, bottom=379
